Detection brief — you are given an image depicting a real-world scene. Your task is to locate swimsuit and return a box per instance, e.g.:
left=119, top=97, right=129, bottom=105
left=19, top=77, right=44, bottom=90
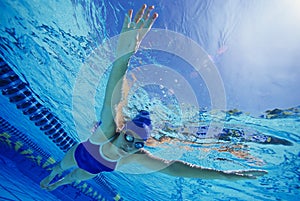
left=74, top=138, right=118, bottom=174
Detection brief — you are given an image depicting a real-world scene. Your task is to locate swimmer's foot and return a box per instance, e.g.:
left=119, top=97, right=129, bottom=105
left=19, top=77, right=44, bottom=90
left=46, top=177, right=69, bottom=191
left=40, top=176, right=52, bottom=189
left=40, top=163, right=63, bottom=189
left=46, top=180, right=61, bottom=191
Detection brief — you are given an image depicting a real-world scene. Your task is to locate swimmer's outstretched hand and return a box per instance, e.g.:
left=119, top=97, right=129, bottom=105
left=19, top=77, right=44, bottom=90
left=223, top=169, right=268, bottom=180
left=116, top=4, right=158, bottom=58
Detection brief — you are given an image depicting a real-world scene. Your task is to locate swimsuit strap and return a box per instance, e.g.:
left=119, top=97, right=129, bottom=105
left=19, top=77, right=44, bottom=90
left=89, top=133, right=118, bottom=145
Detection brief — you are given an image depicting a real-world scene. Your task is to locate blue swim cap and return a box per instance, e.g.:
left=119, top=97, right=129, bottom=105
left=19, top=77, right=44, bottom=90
left=132, top=110, right=152, bottom=127
left=125, top=110, right=152, bottom=141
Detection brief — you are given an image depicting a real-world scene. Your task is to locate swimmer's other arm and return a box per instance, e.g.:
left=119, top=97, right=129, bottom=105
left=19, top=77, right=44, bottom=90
left=132, top=150, right=268, bottom=180
left=159, top=160, right=267, bottom=180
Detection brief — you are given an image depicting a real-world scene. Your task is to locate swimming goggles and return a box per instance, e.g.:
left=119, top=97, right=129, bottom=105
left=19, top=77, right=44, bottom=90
left=124, top=133, right=144, bottom=149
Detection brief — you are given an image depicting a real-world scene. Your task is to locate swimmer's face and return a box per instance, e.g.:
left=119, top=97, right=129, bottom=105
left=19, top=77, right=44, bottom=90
left=117, top=130, right=144, bottom=155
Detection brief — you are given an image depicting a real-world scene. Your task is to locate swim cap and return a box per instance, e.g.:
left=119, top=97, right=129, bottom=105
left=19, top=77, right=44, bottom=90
left=124, top=110, right=152, bottom=141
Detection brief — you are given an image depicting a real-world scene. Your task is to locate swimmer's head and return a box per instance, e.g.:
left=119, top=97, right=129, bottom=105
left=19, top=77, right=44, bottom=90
left=124, top=110, right=152, bottom=141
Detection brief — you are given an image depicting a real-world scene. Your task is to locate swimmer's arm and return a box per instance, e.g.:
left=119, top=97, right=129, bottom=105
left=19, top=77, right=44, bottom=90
left=130, top=150, right=267, bottom=180
left=98, top=56, right=131, bottom=136
left=99, top=6, right=158, bottom=138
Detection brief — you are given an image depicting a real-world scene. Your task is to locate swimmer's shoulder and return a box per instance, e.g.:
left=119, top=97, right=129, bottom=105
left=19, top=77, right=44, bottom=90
left=89, top=125, right=116, bottom=144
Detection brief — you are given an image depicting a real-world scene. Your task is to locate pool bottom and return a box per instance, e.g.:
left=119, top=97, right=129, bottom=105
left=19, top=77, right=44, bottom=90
left=0, top=146, right=66, bottom=201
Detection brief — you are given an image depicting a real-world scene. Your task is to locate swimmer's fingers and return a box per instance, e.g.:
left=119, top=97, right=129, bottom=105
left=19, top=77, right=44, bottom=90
left=143, top=12, right=158, bottom=30
left=136, top=5, right=157, bottom=29
left=143, top=5, right=154, bottom=21
left=118, top=5, right=158, bottom=55
left=244, top=169, right=268, bottom=177
left=133, top=4, right=146, bottom=24
left=230, top=169, right=268, bottom=179
left=122, top=9, right=133, bottom=30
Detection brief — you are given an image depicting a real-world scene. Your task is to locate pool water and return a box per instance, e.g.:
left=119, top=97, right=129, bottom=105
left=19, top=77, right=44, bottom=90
left=1, top=0, right=300, bottom=201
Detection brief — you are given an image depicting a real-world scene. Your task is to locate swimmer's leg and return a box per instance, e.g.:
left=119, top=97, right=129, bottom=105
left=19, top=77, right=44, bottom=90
left=40, top=144, right=79, bottom=189
left=46, top=168, right=96, bottom=191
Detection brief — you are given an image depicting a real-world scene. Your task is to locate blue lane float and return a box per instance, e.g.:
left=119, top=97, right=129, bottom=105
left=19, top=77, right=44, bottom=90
left=0, top=58, right=76, bottom=152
